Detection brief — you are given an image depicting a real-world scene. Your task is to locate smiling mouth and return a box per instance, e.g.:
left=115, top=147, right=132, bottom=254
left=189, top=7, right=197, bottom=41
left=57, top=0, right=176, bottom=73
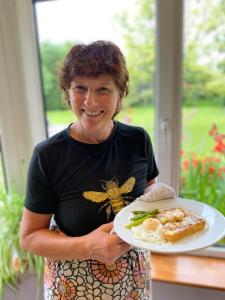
left=81, top=109, right=104, bottom=117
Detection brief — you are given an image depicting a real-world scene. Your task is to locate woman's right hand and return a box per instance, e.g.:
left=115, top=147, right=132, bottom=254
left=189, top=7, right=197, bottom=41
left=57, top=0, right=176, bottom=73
left=84, top=222, right=132, bottom=265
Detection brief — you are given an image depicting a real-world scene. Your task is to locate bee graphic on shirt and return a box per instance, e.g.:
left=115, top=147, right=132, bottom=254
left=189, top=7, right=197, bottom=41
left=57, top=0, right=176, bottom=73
left=83, top=176, right=136, bottom=221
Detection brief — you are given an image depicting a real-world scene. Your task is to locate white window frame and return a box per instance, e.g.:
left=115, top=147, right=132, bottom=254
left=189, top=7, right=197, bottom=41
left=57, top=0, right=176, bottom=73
left=155, top=0, right=183, bottom=193
left=0, top=0, right=46, bottom=194
left=0, top=0, right=223, bottom=257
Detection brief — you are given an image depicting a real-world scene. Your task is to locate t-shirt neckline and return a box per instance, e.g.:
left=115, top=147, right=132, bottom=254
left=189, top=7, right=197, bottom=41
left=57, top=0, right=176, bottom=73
left=64, top=121, right=119, bottom=148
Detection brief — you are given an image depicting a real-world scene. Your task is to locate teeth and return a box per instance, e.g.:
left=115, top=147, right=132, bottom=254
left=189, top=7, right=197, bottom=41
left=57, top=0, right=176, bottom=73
left=85, top=110, right=102, bottom=116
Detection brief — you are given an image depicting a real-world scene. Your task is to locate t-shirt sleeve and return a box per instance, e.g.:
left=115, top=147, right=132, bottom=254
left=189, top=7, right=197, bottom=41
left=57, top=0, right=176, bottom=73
left=144, top=130, right=159, bottom=181
left=24, top=146, right=56, bottom=214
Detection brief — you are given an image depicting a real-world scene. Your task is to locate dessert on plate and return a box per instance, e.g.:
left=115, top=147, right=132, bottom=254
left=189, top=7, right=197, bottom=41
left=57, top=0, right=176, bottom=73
left=126, top=207, right=206, bottom=244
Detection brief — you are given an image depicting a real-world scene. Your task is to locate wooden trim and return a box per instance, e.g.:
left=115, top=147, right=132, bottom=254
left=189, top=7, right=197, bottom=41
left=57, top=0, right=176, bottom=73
left=151, top=253, right=225, bottom=290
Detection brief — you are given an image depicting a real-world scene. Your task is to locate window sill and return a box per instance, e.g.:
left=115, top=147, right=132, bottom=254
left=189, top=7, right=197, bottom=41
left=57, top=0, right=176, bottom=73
left=151, top=253, right=225, bottom=290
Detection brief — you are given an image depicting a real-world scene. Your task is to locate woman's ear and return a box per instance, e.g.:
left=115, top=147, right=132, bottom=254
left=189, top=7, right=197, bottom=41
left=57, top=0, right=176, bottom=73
left=116, top=99, right=122, bottom=113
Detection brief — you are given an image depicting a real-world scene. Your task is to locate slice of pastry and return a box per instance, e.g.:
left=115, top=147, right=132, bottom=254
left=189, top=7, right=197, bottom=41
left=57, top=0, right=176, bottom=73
left=161, top=211, right=206, bottom=242
left=156, top=208, right=186, bottom=224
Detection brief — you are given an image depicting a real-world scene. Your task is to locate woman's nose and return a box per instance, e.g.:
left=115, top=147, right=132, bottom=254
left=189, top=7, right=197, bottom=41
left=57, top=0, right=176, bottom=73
left=84, top=89, right=97, bottom=106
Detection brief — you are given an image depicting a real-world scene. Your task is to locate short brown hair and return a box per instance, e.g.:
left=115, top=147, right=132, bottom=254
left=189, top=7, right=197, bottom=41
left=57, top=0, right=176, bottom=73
left=60, top=40, right=129, bottom=106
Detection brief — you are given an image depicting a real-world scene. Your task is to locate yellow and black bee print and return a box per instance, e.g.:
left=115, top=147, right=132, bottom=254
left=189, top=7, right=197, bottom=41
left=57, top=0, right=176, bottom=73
left=83, top=176, right=136, bottom=221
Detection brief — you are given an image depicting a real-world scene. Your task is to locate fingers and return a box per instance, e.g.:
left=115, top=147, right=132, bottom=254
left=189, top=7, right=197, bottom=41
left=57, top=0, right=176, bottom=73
left=103, top=243, right=132, bottom=265
left=100, top=222, right=128, bottom=245
left=87, top=222, right=132, bottom=264
left=100, top=222, right=114, bottom=233
left=119, top=241, right=132, bottom=253
left=109, top=235, right=132, bottom=256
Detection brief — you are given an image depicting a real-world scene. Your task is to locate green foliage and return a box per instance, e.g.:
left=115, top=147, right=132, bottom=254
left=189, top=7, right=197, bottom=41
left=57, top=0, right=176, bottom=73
left=182, top=0, right=225, bottom=105
left=116, top=0, right=155, bottom=107
left=181, top=106, right=225, bottom=154
left=180, top=122, right=225, bottom=244
left=204, top=76, right=225, bottom=106
left=116, top=0, right=225, bottom=107
left=40, top=41, right=74, bottom=110
left=181, top=120, right=225, bottom=244
left=0, top=190, right=44, bottom=298
left=180, top=156, right=225, bottom=215
left=182, top=45, right=225, bottom=105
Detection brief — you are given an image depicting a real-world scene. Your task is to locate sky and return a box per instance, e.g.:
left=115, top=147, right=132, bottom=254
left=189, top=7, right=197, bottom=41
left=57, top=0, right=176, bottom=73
left=35, top=0, right=137, bottom=50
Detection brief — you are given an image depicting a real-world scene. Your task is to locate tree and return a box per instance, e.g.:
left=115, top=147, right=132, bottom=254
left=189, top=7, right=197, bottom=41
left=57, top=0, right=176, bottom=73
left=117, top=0, right=225, bottom=106
left=40, top=41, right=73, bottom=110
left=183, top=0, right=225, bottom=105
left=116, top=0, right=155, bottom=107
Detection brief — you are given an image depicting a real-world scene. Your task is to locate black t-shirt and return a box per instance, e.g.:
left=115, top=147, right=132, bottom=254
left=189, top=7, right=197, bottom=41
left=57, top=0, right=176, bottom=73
left=24, top=121, right=159, bottom=236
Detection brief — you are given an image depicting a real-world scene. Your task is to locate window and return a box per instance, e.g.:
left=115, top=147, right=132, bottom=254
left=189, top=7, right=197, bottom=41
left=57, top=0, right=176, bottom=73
left=180, top=0, right=225, bottom=246
left=1, top=0, right=222, bottom=256
left=34, top=0, right=156, bottom=145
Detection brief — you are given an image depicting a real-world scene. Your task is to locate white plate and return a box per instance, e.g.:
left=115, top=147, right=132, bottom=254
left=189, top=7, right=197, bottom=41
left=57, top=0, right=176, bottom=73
left=114, top=198, right=225, bottom=254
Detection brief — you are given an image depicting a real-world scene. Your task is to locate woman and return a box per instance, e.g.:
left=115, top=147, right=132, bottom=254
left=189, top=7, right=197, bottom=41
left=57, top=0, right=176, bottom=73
left=20, top=40, right=159, bottom=300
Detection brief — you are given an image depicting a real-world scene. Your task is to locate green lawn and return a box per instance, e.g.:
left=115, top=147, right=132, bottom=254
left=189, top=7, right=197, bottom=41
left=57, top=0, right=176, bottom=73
left=47, top=106, right=225, bottom=156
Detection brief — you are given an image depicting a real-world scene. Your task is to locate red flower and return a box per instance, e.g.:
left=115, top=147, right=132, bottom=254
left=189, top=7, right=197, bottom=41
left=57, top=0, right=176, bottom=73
left=214, top=140, right=225, bottom=153
left=208, top=124, right=225, bottom=154
left=182, top=160, right=189, bottom=171
left=209, top=123, right=218, bottom=136
left=203, top=156, right=221, bottom=163
left=192, top=159, right=199, bottom=167
left=214, top=134, right=225, bottom=142
left=208, top=166, right=215, bottom=174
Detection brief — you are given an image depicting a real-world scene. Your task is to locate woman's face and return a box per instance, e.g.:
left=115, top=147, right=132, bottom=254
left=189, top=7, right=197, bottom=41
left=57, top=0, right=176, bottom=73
left=68, top=74, right=121, bottom=134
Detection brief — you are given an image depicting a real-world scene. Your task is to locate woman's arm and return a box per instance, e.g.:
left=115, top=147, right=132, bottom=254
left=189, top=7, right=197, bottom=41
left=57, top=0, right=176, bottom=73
left=20, top=208, right=131, bottom=264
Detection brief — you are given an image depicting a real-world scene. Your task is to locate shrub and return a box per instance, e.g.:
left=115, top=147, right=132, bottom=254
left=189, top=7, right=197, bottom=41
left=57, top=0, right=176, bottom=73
left=0, top=190, right=44, bottom=298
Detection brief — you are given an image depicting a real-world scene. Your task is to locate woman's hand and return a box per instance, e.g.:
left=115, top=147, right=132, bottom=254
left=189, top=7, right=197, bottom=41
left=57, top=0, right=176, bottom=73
left=84, top=222, right=132, bottom=265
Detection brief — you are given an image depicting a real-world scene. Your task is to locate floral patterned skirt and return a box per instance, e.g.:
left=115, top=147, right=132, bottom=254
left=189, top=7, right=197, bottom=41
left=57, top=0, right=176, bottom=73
left=44, top=248, right=152, bottom=300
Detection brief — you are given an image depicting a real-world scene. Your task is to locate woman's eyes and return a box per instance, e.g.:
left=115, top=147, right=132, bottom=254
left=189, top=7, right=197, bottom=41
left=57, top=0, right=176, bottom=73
left=74, top=85, right=86, bottom=91
left=98, top=87, right=110, bottom=93
left=72, top=86, right=111, bottom=93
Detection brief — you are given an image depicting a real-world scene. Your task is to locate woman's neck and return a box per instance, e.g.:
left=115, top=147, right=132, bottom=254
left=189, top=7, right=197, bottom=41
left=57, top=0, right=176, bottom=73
left=70, top=121, right=114, bottom=144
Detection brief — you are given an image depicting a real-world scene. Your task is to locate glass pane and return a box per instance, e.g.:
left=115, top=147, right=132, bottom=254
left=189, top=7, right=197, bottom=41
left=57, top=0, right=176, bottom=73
left=34, top=0, right=156, bottom=144
left=180, top=0, right=225, bottom=245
